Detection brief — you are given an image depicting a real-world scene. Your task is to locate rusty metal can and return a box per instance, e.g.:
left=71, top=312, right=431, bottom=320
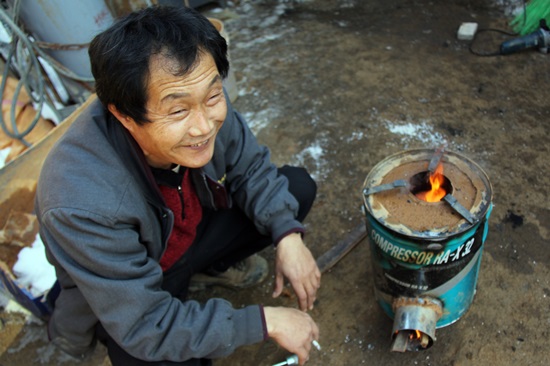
left=362, top=149, right=492, bottom=335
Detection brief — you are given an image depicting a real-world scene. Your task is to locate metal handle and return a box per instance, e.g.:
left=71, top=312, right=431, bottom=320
left=272, top=354, right=299, bottom=366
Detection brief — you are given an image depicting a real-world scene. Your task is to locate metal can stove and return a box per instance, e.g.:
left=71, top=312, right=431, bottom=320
left=361, top=148, right=493, bottom=351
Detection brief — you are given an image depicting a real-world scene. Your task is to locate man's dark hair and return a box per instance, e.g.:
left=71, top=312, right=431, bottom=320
left=89, top=6, right=229, bottom=124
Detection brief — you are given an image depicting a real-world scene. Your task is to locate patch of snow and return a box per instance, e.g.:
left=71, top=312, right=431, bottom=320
left=340, top=0, right=358, bottom=9
left=345, top=131, right=365, bottom=143
left=235, top=32, right=285, bottom=49
left=12, top=234, right=56, bottom=298
left=493, top=0, right=525, bottom=17
left=0, top=296, right=33, bottom=317
left=292, top=139, right=330, bottom=181
left=0, top=146, right=10, bottom=168
left=242, top=107, right=280, bottom=134
left=384, top=119, right=447, bottom=148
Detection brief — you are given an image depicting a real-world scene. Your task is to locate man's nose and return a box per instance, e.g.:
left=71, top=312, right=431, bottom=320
left=188, top=107, right=213, bottom=136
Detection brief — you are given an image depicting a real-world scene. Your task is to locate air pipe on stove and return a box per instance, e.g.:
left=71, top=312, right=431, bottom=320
left=390, top=297, right=443, bottom=352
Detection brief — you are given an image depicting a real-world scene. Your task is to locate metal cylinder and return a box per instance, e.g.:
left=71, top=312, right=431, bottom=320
left=390, top=296, right=442, bottom=352
left=362, top=149, right=493, bottom=349
left=14, top=0, right=114, bottom=78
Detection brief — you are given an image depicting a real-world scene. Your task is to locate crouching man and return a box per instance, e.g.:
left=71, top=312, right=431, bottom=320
left=36, top=6, right=320, bottom=366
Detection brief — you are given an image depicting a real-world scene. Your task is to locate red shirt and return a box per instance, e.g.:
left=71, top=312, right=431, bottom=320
left=155, top=167, right=202, bottom=271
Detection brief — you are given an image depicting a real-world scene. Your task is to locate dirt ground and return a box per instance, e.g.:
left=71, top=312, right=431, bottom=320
left=1, top=0, right=549, bottom=365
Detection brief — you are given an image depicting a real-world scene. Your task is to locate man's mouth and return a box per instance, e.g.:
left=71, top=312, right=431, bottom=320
left=189, top=139, right=209, bottom=148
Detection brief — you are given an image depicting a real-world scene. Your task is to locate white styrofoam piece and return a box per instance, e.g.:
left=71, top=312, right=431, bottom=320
left=457, top=22, right=478, bottom=41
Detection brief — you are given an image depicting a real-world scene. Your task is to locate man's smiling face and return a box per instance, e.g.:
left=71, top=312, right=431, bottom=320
left=115, top=52, right=227, bottom=169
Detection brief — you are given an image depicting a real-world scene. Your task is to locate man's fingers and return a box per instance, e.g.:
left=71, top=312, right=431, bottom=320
left=305, top=281, right=317, bottom=310
left=297, top=344, right=311, bottom=365
left=297, top=281, right=317, bottom=311
left=304, top=269, right=321, bottom=310
left=288, top=280, right=308, bottom=311
left=272, top=271, right=284, bottom=298
left=315, top=267, right=321, bottom=286
left=263, top=306, right=318, bottom=365
left=289, top=270, right=320, bottom=311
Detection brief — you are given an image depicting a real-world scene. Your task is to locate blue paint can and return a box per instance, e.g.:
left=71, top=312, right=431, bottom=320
left=362, top=149, right=492, bottom=351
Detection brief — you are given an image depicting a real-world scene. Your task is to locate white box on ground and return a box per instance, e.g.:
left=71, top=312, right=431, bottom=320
left=457, top=22, right=478, bottom=41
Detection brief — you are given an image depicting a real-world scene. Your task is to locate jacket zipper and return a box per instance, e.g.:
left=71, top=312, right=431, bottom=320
left=177, top=185, right=185, bottom=220
left=200, top=173, right=216, bottom=208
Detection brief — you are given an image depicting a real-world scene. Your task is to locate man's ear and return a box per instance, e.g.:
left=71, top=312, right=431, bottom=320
left=108, top=104, right=136, bottom=132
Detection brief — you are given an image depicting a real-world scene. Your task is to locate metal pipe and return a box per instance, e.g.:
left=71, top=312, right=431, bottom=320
left=272, top=341, right=321, bottom=365
left=390, top=296, right=443, bottom=352
left=272, top=354, right=299, bottom=366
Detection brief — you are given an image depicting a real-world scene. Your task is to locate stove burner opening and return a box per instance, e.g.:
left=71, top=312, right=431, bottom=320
left=409, top=169, right=453, bottom=203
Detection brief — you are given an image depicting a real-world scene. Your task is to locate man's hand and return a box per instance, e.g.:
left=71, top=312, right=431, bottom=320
left=273, top=233, right=321, bottom=311
left=264, top=306, right=319, bottom=365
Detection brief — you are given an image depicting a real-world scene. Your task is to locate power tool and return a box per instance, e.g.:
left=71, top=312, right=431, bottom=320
left=500, top=19, right=550, bottom=54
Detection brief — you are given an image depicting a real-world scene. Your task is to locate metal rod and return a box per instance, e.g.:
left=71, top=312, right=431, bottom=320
left=443, top=194, right=476, bottom=224
left=272, top=354, right=299, bottom=366
left=363, top=179, right=408, bottom=196
left=272, top=341, right=320, bottom=366
left=390, top=330, right=410, bottom=352
left=428, top=146, right=445, bottom=173
left=316, top=223, right=367, bottom=273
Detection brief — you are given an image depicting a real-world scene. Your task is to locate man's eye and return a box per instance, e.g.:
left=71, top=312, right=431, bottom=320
left=170, top=109, right=186, bottom=115
left=207, top=93, right=223, bottom=105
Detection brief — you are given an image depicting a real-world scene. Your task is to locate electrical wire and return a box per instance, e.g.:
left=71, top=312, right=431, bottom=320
left=468, top=28, right=519, bottom=56
left=0, top=1, right=42, bottom=145
left=468, top=0, right=527, bottom=57
left=0, top=0, right=95, bottom=146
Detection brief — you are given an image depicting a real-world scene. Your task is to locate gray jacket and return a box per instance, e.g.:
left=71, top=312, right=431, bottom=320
left=35, top=95, right=303, bottom=361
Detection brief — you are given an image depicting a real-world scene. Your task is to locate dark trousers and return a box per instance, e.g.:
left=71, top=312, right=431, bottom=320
left=97, top=166, right=317, bottom=366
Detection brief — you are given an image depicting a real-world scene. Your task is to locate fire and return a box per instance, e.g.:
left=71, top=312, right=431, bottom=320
left=416, top=164, right=446, bottom=202
left=392, top=329, right=430, bottom=351
left=409, top=330, right=422, bottom=340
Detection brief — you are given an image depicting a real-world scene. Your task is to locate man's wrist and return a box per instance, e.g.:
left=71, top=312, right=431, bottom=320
left=274, top=229, right=304, bottom=247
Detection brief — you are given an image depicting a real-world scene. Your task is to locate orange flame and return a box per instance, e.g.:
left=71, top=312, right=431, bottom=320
left=409, top=330, right=422, bottom=340
left=417, top=164, right=446, bottom=202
